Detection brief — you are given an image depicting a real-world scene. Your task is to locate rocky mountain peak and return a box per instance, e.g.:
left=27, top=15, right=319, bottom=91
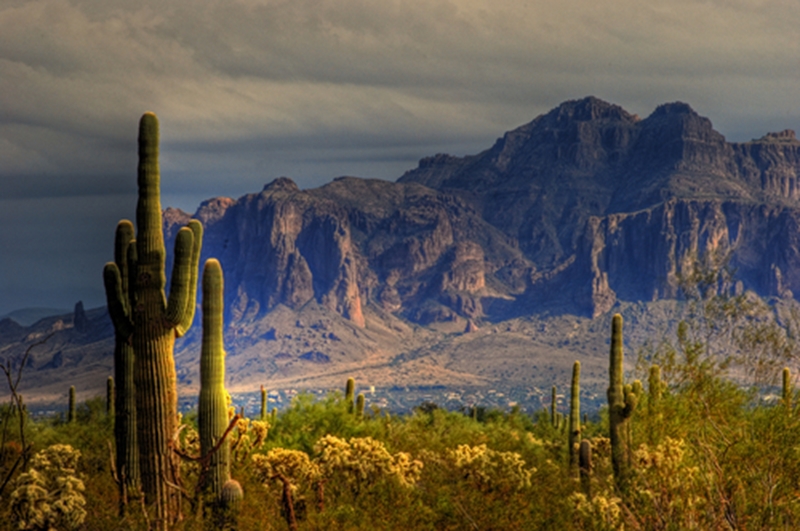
left=650, top=101, right=697, bottom=117
left=547, top=96, right=638, bottom=124
left=757, top=129, right=798, bottom=143
left=263, top=177, right=300, bottom=193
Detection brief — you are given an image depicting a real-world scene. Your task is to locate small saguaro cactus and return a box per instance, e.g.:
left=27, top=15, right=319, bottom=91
left=199, top=259, right=232, bottom=507
left=271, top=407, right=278, bottom=425
left=551, top=385, right=557, bottom=426
left=260, top=385, right=268, bottom=422
left=607, top=313, right=642, bottom=494
left=569, top=361, right=581, bottom=476
left=356, top=393, right=365, bottom=419
left=107, top=377, right=115, bottom=418
left=648, top=365, right=662, bottom=416
left=68, top=386, right=76, bottom=423
left=345, top=377, right=355, bottom=414
left=783, top=367, right=792, bottom=413
left=220, top=479, right=244, bottom=529
left=103, top=112, right=203, bottom=527
left=579, top=439, right=592, bottom=497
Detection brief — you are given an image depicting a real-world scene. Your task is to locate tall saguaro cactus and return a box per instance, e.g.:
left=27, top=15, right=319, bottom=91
left=199, top=259, right=232, bottom=508
left=568, top=361, right=581, bottom=476
left=104, top=112, right=203, bottom=528
left=607, top=313, right=641, bottom=494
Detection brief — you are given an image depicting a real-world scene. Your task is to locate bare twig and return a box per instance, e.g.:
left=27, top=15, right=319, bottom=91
left=0, top=332, right=55, bottom=497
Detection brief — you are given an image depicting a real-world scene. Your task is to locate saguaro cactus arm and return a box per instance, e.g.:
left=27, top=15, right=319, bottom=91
left=165, top=225, right=202, bottom=328
left=104, top=265, right=133, bottom=340
left=175, top=220, right=203, bottom=336
left=104, top=221, right=136, bottom=340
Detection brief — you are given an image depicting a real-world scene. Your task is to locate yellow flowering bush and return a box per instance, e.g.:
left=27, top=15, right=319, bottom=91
left=446, top=443, right=533, bottom=492
left=10, top=444, right=86, bottom=531
left=315, top=435, right=422, bottom=489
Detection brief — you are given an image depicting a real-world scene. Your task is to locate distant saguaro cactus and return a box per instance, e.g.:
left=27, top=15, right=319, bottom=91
left=68, top=386, right=75, bottom=423
left=551, top=385, right=557, bottom=426
left=569, top=361, right=581, bottom=476
left=260, top=385, right=268, bottom=422
left=783, top=367, right=792, bottom=413
left=345, top=377, right=355, bottom=414
left=648, top=365, right=662, bottom=416
left=199, top=259, right=232, bottom=509
left=356, top=393, right=365, bottom=419
left=607, top=313, right=641, bottom=493
left=103, top=112, right=203, bottom=528
left=579, top=439, right=592, bottom=497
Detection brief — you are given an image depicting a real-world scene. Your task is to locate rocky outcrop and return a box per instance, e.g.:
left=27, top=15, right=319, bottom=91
left=165, top=177, right=364, bottom=327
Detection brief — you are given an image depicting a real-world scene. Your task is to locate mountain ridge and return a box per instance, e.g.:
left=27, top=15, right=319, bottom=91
left=5, top=96, right=800, bottom=405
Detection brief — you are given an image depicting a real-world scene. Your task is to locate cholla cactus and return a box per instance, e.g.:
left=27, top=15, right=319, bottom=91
left=631, top=437, right=703, bottom=528
left=445, top=444, right=533, bottom=493
left=315, top=435, right=422, bottom=489
left=10, top=444, right=86, bottom=531
left=252, top=448, right=321, bottom=487
left=570, top=491, right=625, bottom=531
left=252, top=448, right=321, bottom=530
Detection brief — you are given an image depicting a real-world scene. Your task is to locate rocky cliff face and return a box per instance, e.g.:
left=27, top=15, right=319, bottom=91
left=166, top=96, right=800, bottom=327
left=400, top=97, right=800, bottom=317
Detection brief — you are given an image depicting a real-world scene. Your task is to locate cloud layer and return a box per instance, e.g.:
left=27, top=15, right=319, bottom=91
left=1, top=0, right=799, bottom=313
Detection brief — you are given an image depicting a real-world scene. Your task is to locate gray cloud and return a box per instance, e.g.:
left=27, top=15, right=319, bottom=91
left=1, top=0, right=799, bottom=313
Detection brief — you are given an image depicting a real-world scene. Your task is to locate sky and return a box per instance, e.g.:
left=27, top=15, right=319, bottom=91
left=1, top=0, right=799, bottom=317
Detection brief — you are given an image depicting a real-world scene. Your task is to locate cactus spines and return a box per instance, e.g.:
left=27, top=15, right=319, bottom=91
left=68, top=386, right=75, bottom=423
left=356, top=393, right=365, bottom=419
left=783, top=367, right=792, bottom=413
left=345, top=377, right=355, bottom=413
left=551, top=385, right=557, bottom=426
left=199, top=259, right=231, bottom=505
left=569, top=361, right=581, bottom=476
left=107, top=377, right=115, bottom=418
left=579, top=439, right=592, bottom=497
left=607, top=313, right=641, bottom=493
left=103, top=112, right=203, bottom=527
left=260, top=385, right=268, bottom=422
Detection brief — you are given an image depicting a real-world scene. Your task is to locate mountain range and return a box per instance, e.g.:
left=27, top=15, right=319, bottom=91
left=4, top=96, right=800, bottom=407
